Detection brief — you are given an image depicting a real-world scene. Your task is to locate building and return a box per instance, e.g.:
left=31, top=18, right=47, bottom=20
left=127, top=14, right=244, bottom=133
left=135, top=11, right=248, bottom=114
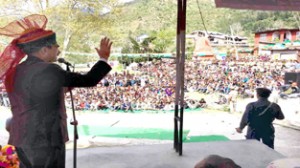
left=189, top=30, right=253, bottom=60
left=254, top=28, right=300, bottom=61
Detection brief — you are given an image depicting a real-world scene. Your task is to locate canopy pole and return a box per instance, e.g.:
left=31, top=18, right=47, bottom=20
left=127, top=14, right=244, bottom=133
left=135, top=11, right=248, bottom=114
left=174, top=0, right=187, bottom=156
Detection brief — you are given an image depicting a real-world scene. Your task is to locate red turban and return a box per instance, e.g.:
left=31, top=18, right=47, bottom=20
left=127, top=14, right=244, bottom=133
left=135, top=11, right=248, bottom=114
left=0, top=14, right=56, bottom=92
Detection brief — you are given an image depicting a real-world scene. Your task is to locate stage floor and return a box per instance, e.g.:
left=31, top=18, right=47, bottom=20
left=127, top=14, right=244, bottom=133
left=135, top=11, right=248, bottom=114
left=66, top=140, right=284, bottom=168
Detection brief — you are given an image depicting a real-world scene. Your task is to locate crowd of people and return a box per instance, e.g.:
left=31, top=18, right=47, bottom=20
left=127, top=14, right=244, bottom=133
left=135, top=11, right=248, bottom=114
left=61, top=58, right=299, bottom=112
left=1, top=58, right=299, bottom=112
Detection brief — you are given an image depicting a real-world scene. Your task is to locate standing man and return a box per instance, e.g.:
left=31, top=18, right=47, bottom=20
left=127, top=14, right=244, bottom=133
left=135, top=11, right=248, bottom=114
left=236, top=88, right=284, bottom=149
left=228, top=86, right=239, bottom=113
left=0, top=14, right=112, bottom=167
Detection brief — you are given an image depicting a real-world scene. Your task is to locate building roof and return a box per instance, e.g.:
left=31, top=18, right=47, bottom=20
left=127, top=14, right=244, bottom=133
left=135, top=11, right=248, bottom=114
left=193, top=37, right=214, bottom=56
left=190, top=30, right=247, bottom=40
left=255, top=28, right=299, bottom=34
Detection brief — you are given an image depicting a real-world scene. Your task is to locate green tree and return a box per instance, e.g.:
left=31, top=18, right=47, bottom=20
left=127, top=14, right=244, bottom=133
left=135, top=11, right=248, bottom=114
left=0, top=0, right=120, bottom=62
left=150, top=28, right=175, bottom=53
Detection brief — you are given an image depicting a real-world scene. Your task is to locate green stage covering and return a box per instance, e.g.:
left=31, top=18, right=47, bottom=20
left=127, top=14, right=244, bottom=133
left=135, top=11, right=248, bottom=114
left=184, top=135, right=229, bottom=143
left=0, top=110, right=229, bottom=143
left=68, top=125, right=229, bottom=142
left=72, top=126, right=188, bottom=140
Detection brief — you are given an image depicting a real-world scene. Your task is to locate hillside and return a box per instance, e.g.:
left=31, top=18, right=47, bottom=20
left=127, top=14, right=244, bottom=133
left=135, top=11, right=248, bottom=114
left=115, top=0, right=300, bottom=44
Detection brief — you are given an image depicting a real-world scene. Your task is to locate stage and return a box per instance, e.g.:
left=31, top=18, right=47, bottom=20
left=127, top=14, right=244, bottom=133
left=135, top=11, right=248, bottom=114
left=66, top=140, right=284, bottom=168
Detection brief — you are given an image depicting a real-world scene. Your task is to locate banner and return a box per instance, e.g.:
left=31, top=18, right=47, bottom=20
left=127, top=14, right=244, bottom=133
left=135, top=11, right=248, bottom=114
left=215, top=0, right=300, bottom=11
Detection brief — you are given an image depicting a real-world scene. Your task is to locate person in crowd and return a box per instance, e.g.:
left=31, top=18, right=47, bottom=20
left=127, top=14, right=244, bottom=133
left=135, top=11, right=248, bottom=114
left=122, top=98, right=134, bottom=112
left=286, top=82, right=300, bottom=98
left=227, top=87, right=239, bottom=113
left=187, top=99, right=200, bottom=109
left=291, top=82, right=299, bottom=93
left=280, top=81, right=299, bottom=98
left=215, top=94, right=227, bottom=105
left=270, top=86, right=280, bottom=103
left=235, top=88, right=285, bottom=149
left=0, top=14, right=112, bottom=167
left=198, top=98, right=207, bottom=108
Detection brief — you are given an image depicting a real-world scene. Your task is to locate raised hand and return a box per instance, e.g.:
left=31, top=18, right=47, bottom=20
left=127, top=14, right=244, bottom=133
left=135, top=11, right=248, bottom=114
left=95, top=37, right=113, bottom=60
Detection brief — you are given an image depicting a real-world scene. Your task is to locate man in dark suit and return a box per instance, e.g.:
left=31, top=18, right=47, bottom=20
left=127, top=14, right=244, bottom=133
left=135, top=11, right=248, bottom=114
left=0, top=14, right=112, bottom=167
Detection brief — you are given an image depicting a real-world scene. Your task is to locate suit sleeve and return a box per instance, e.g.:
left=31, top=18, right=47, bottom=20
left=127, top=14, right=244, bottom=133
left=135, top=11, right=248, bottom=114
left=48, top=61, right=111, bottom=87
left=30, top=61, right=111, bottom=98
left=54, top=60, right=111, bottom=87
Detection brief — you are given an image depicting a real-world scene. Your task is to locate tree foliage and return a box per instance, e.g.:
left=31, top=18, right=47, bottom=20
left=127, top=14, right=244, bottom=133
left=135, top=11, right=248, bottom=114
left=0, top=0, right=300, bottom=63
left=0, top=0, right=120, bottom=59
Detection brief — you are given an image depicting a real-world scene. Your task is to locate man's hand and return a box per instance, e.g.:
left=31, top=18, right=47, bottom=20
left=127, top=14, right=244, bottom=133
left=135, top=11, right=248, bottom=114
left=95, top=37, right=113, bottom=60
left=235, top=127, right=242, bottom=133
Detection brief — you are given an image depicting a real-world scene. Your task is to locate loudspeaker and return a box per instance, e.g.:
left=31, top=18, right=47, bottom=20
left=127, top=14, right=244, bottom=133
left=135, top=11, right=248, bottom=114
left=284, top=72, right=300, bottom=87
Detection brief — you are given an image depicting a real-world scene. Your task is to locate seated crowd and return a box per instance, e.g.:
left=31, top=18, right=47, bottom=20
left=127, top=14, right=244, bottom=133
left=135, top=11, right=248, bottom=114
left=0, top=59, right=299, bottom=111
left=62, top=58, right=299, bottom=112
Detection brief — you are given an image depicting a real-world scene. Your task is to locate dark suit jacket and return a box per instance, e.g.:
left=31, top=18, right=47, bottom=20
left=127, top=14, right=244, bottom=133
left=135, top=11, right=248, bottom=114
left=8, top=56, right=111, bottom=148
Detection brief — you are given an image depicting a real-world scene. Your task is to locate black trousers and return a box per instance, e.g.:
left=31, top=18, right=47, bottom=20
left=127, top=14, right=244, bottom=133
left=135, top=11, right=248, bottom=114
left=16, top=145, right=65, bottom=168
left=246, top=129, right=274, bottom=149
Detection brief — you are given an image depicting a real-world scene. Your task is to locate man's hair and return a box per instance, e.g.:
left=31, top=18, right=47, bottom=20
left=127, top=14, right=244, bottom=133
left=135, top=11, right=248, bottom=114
left=256, top=88, right=272, bottom=98
left=17, top=33, right=57, bottom=54
left=194, top=155, right=241, bottom=168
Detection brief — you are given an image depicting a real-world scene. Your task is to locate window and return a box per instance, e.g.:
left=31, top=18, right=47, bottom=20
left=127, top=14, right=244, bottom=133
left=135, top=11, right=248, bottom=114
left=272, top=31, right=280, bottom=42
left=296, top=31, right=300, bottom=40
left=283, top=31, right=292, bottom=41
left=260, top=33, right=267, bottom=41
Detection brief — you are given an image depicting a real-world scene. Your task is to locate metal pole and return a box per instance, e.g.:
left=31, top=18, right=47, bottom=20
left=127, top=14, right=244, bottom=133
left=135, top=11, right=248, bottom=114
left=174, top=0, right=187, bottom=156
left=174, top=0, right=182, bottom=151
left=66, top=65, right=78, bottom=168
left=178, top=0, right=187, bottom=156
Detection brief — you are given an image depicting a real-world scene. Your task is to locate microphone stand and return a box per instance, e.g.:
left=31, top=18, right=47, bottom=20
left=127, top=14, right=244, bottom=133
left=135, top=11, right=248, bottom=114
left=66, top=64, right=78, bottom=168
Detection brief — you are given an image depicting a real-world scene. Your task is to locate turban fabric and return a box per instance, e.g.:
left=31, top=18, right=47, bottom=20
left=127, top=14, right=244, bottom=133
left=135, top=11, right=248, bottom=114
left=0, top=14, right=56, bottom=92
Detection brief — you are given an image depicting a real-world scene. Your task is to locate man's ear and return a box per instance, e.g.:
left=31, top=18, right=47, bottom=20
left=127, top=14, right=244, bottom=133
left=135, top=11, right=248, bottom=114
left=41, top=46, right=49, bottom=53
left=38, top=47, right=46, bottom=54
left=33, top=46, right=49, bottom=61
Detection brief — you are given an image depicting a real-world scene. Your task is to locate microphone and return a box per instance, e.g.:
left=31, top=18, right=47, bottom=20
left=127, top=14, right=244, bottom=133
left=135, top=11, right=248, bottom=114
left=58, top=58, right=74, bottom=67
